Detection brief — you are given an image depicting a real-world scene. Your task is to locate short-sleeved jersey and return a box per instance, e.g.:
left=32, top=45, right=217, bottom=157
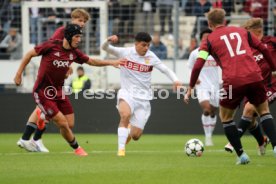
left=188, top=48, right=220, bottom=90
left=33, top=40, right=89, bottom=98
left=50, top=26, right=65, bottom=40
left=200, top=26, right=263, bottom=88
left=251, top=36, right=276, bottom=88
left=110, top=46, right=162, bottom=100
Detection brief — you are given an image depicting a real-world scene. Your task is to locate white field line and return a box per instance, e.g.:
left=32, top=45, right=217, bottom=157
left=0, top=149, right=267, bottom=156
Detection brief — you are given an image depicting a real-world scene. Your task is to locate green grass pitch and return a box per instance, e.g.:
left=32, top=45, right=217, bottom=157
left=0, top=134, right=275, bottom=184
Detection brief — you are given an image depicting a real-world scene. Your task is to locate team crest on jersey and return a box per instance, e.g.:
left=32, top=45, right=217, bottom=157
left=54, top=52, right=60, bottom=57
left=69, top=53, right=73, bottom=60
left=144, top=57, right=150, bottom=64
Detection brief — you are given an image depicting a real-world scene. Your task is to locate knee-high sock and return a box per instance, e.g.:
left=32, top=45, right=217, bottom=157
left=249, top=122, right=264, bottom=146
left=22, top=122, right=37, bottom=140
left=209, top=115, right=217, bottom=135
left=260, top=113, right=276, bottom=148
left=223, top=121, right=244, bottom=157
left=202, top=114, right=211, bottom=137
left=237, top=116, right=252, bottom=137
left=118, top=127, right=129, bottom=150
left=33, top=123, right=48, bottom=141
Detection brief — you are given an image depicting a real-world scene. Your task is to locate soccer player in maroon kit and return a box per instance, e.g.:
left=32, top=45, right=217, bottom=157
left=225, top=18, right=276, bottom=155
left=14, top=24, right=125, bottom=156
left=184, top=9, right=276, bottom=164
left=17, top=9, right=90, bottom=152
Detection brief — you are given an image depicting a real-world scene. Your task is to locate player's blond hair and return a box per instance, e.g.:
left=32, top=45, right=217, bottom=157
left=71, top=8, right=90, bottom=21
left=207, top=8, right=226, bottom=26
left=242, top=18, right=263, bottom=30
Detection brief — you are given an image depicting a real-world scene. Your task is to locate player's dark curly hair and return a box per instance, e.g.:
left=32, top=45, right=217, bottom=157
left=135, top=32, right=152, bottom=42
left=200, top=28, right=212, bottom=40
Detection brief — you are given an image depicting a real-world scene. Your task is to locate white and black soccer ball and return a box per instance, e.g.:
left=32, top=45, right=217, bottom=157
left=185, top=138, right=204, bottom=157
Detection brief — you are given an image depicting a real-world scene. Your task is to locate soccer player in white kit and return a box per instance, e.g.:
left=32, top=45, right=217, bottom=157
left=187, top=29, right=221, bottom=146
left=102, top=32, right=182, bottom=156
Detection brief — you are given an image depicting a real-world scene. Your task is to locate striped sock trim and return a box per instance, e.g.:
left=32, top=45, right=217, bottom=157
left=241, top=116, right=252, bottom=122
left=69, top=138, right=77, bottom=145
left=260, top=114, right=273, bottom=123
left=223, top=121, right=236, bottom=128
left=26, top=122, right=37, bottom=129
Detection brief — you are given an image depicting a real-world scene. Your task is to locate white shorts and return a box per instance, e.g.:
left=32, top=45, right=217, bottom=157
left=196, top=88, right=219, bottom=107
left=117, top=89, right=151, bottom=130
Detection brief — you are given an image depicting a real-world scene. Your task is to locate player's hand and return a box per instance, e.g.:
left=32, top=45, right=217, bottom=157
left=172, top=81, right=182, bottom=92
left=14, top=73, right=22, bottom=86
left=108, top=35, right=119, bottom=44
left=196, top=80, right=201, bottom=85
left=65, top=67, right=73, bottom=79
left=184, top=87, right=192, bottom=104
left=272, top=71, right=276, bottom=77
left=112, top=58, right=127, bottom=68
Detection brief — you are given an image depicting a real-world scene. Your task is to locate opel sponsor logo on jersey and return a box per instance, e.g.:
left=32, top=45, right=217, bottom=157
left=53, top=60, right=69, bottom=68
left=254, top=54, right=263, bottom=62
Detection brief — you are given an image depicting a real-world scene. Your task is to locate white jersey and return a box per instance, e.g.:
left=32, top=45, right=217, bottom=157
left=102, top=41, right=179, bottom=100
left=188, top=48, right=220, bottom=90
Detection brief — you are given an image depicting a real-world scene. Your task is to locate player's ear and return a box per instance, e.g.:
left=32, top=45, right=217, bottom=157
left=207, top=22, right=213, bottom=30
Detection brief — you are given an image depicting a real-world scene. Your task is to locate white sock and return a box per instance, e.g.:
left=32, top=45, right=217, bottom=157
left=201, top=114, right=211, bottom=137
left=209, top=115, right=217, bottom=135
left=128, top=124, right=131, bottom=134
left=118, top=127, right=129, bottom=150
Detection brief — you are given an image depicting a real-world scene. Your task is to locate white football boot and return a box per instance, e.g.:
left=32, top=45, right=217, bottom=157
left=33, top=139, right=49, bottom=153
left=17, top=139, right=39, bottom=152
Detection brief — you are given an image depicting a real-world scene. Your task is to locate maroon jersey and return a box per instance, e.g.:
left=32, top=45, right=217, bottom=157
left=262, top=36, right=276, bottom=68
left=193, top=26, right=273, bottom=88
left=50, top=26, right=65, bottom=40
left=251, top=36, right=276, bottom=88
left=33, top=40, right=89, bottom=98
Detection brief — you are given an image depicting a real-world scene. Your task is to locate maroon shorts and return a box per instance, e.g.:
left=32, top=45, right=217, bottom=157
left=220, top=81, right=267, bottom=110
left=266, top=85, right=276, bottom=104
left=33, top=89, right=73, bottom=119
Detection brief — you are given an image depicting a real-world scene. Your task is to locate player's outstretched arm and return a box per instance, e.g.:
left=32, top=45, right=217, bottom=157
left=14, top=49, right=38, bottom=86
left=184, top=55, right=206, bottom=104
left=86, top=57, right=127, bottom=68
left=154, top=63, right=182, bottom=91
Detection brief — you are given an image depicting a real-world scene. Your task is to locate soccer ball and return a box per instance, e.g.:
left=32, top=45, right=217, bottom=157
left=185, top=138, right=204, bottom=157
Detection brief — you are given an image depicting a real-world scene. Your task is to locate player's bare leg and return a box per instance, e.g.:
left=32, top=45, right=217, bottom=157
left=254, top=101, right=276, bottom=156
left=65, top=113, right=75, bottom=129
left=220, top=106, right=250, bottom=164
left=117, top=99, right=131, bottom=156
left=129, top=126, right=143, bottom=141
left=200, top=101, right=217, bottom=146
left=52, top=112, right=87, bottom=156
